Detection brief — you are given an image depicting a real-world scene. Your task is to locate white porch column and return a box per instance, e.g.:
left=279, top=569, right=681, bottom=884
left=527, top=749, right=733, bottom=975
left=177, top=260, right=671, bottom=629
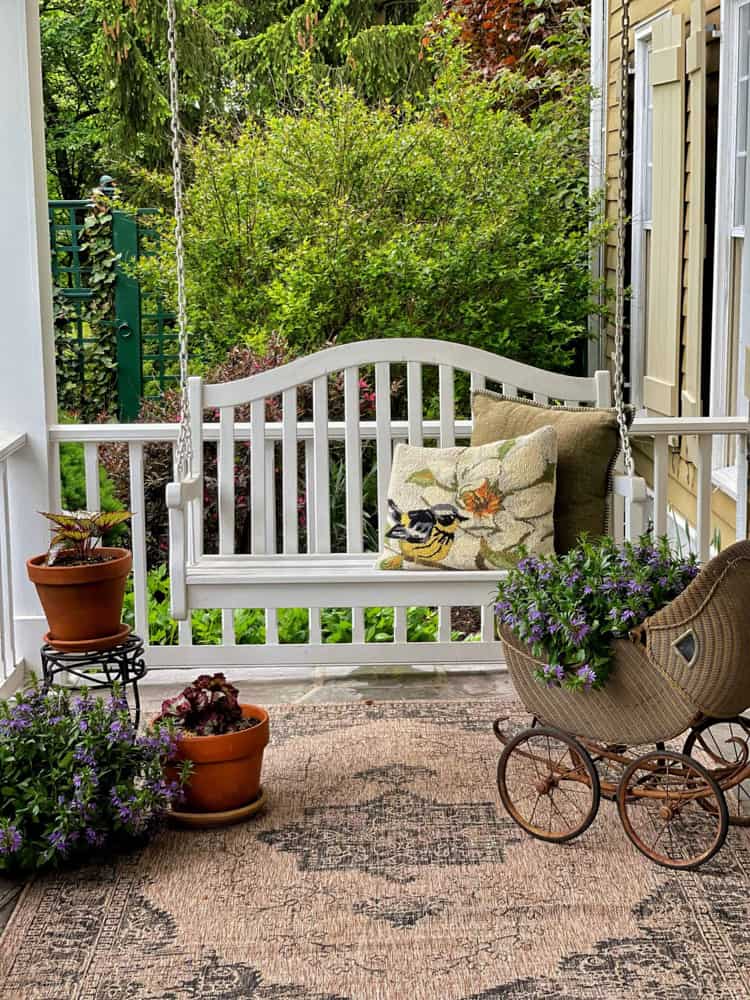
left=0, top=1, right=58, bottom=669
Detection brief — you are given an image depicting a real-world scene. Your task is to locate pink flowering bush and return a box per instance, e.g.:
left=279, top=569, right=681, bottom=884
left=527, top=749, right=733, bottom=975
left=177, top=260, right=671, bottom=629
left=495, top=535, right=700, bottom=692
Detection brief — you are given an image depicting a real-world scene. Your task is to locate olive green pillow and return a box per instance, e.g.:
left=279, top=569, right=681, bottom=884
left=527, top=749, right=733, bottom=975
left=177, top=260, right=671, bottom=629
left=471, top=390, right=622, bottom=553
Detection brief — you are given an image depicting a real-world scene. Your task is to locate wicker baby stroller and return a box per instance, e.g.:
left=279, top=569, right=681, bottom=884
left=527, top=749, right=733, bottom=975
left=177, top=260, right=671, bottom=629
left=494, top=539, right=750, bottom=870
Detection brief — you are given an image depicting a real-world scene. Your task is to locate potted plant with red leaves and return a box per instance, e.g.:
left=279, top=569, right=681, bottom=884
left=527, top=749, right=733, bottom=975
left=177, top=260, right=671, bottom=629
left=153, top=673, right=269, bottom=820
left=27, top=510, right=133, bottom=652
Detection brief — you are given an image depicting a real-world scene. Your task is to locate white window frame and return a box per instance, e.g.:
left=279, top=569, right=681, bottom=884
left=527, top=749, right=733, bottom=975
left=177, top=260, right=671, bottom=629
left=630, top=14, right=669, bottom=410
left=711, top=0, right=750, bottom=496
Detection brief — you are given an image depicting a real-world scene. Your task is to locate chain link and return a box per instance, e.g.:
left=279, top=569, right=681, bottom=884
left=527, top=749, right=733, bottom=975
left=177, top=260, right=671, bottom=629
left=614, top=0, right=634, bottom=476
left=166, top=0, right=193, bottom=479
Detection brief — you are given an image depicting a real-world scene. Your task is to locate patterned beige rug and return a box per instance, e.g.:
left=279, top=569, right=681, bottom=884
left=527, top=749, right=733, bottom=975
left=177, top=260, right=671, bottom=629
left=1, top=699, right=749, bottom=999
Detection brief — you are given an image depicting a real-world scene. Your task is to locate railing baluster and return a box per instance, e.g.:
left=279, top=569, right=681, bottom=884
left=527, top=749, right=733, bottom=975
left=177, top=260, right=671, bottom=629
left=282, top=388, right=298, bottom=555
left=250, top=398, right=266, bottom=554
left=375, top=363, right=391, bottom=550
left=439, top=366, right=455, bottom=447
left=218, top=407, right=235, bottom=645
left=352, top=607, right=365, bottom=643
left=128, top=443, right=149, bottom=642
left=653, top=435, right=669, bottom=538
left=49, top=440, right=62, bottom=512
left=438, top=607, right=451, bottom=643
left=265, top=609, right=279, bottom=645
left=394, top=607, right=407, bottom=644
left=312, top=376, right=330, bottom=553
left=407, top=362, right=423, bottom=446
left=736, top=433, right=748, bottom=542
left=697, top=435, right=712, bottom=562
left=309, top=608, right=322, bottom=645
left=481, top=604, right=495, bottom=642
left=344, top=367, right=363, bottom=553
left=173, top=443, right=192, bottom=647
left=84, top=442, right=100, bottom=512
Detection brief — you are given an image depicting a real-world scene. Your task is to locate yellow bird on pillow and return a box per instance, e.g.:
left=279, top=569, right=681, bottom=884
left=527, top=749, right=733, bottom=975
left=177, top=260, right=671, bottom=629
left=385, top=499, right=469, bottom=566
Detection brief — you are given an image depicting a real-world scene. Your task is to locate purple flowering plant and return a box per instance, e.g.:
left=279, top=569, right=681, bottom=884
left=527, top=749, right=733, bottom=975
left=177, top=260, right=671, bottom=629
left=495, top=534, right=700, bottom=693
left=0, top=683, right=190, bottom=873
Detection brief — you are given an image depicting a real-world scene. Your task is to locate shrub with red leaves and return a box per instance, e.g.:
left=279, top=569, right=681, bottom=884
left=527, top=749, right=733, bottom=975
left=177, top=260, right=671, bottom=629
left=425, top=0, right=587, bottom=94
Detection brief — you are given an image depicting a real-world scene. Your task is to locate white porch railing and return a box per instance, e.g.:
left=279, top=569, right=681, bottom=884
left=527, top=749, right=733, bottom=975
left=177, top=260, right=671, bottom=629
left=0, top=432, right=27, bottom=684
left=35, top=414, right=748, bottom=674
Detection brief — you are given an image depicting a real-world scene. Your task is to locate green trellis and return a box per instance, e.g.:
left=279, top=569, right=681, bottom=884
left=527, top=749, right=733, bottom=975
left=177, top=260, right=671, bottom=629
left=49, top=200, right=178, bottom=420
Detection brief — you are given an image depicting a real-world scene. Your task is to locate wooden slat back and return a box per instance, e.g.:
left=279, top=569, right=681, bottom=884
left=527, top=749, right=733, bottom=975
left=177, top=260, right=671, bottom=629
left=439, top=366, right=455, bottom=447
left=282, top=388, right=298, bottom=554
left=250, top=398, right=266, bottom=554
left=344, top=367, right=364, bottom=553
left=407, top=362, right=423, bottom=445
left=375, top=362, right=392, bottom=549
left=312, top=376, right=331, bottom=553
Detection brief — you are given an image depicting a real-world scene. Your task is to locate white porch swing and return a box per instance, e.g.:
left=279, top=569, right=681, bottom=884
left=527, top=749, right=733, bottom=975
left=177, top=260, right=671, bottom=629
left=164, top=0, right=649, bottom=665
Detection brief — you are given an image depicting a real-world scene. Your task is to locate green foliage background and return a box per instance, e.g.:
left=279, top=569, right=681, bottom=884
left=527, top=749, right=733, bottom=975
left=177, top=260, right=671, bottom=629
left=139, top=58, right=596, bottom=371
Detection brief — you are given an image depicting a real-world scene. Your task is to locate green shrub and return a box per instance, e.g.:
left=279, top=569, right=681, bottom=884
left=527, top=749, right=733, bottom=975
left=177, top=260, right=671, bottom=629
left=59, top=440, right=128, bottom=546
left=141, top=62, right=596, bottom=372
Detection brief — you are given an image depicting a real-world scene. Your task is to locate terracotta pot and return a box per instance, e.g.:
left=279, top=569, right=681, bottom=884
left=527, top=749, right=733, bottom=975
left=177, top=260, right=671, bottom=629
left=27, top=547, right=132, bottom=649
left=173, top=704, right=270, bottom=813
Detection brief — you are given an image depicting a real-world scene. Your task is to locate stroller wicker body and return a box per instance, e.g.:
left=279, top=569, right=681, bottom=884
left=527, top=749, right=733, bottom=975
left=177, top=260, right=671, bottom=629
left=494, top=540, right=750, bottom=870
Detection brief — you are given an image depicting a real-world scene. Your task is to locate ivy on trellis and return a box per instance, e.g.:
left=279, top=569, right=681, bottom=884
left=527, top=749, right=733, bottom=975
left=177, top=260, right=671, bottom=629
left=52, top=196, right=120, bottom=420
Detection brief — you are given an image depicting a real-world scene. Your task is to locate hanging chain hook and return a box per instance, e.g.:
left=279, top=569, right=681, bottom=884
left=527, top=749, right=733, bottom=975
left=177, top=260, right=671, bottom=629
left=166, top=0, right=193, bottom=480
left=613, top=0, right=634, bottom=476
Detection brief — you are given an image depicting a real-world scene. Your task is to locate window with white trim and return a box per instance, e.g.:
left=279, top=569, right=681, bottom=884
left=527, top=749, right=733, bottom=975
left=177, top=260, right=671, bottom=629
left=711, top=0, right=750, bottom=489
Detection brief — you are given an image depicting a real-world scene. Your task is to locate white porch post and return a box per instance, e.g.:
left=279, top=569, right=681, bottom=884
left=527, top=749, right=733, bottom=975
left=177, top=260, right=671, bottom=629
left=0, top=1, right=58, bottom=669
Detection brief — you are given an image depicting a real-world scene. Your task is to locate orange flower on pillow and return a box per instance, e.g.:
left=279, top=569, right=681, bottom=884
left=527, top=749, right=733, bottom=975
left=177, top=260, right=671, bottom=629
left=460, top=479, right=502, bottom=517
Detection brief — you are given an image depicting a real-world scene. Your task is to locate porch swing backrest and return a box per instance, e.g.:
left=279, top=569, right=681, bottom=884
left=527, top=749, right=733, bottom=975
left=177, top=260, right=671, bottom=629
left=166, top=337, right=614, bottom=619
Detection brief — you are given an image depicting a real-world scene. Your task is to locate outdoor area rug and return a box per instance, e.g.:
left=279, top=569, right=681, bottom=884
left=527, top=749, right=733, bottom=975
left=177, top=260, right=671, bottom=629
left=1, top=699, right=750, bottom=999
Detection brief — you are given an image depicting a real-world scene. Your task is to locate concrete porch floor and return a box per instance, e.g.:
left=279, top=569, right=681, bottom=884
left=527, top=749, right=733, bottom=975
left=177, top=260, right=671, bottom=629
left=0, top=666, right=515, bottom=937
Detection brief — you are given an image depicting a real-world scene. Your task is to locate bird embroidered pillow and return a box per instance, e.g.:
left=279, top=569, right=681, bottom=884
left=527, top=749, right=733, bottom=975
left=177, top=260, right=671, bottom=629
left=377, top=426, right=558, bottom=571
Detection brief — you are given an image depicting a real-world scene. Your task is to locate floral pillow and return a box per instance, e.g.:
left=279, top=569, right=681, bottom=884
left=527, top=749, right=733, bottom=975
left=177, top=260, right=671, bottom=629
left=377, top=426, right=557, bottom=571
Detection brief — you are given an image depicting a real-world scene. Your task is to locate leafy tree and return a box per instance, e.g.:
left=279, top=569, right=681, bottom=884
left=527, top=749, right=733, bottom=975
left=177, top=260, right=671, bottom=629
left=139, top=53, right=597, bottom=372
left=40, top=0, right=441, bottom=198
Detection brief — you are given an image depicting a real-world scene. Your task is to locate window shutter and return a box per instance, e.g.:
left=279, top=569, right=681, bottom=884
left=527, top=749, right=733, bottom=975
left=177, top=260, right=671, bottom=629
left=644, top=13, right=685, bottom=415
left=682, top=0, right=706, bottom=421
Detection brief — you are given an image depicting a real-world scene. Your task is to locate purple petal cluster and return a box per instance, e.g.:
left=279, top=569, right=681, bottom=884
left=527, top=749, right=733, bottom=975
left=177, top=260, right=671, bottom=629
left=496, top=533, right=701, bottom=693
left=0, top=681, right=188, bottom=873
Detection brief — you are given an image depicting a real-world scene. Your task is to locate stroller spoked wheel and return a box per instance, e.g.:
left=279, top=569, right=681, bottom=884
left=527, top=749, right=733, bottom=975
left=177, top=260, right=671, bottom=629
left=497, top=727, right=600, bottom=843
left=683, top=717, right=750, bottom=826
left=617, top=750, right=728, bottom=870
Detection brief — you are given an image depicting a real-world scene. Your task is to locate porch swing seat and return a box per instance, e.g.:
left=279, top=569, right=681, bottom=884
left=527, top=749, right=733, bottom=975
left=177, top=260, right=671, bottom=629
left=166, top=338, right=648, bottom=624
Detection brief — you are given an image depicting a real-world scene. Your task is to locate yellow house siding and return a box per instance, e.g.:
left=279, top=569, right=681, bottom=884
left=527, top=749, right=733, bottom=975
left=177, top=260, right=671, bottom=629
left=601, top=0, right=749, bottom=547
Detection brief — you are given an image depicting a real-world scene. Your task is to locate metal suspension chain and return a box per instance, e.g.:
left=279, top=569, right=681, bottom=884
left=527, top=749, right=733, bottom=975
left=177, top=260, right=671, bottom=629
left=614, top=0, right=634, bottom=477
left=166, top=0, right=193, bottom=479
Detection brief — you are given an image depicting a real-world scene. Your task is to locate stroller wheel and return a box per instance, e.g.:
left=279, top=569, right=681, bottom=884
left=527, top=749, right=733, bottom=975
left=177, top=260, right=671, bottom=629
left=497, top=727, right=600, bottom=843
left=683, top=717, right=750, bottom=826
left=617, top=750, right=728, bottom=870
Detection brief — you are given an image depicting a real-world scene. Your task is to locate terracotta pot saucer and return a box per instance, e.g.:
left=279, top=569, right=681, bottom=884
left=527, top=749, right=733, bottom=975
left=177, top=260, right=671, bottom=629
left=44, top=622, right=131, bottom=654
left=169, top=787, right=268, bottom=829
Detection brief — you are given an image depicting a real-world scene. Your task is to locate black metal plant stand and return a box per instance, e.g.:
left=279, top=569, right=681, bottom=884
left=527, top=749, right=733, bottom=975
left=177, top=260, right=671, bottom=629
left=41, top=633, right=147, bottom=728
